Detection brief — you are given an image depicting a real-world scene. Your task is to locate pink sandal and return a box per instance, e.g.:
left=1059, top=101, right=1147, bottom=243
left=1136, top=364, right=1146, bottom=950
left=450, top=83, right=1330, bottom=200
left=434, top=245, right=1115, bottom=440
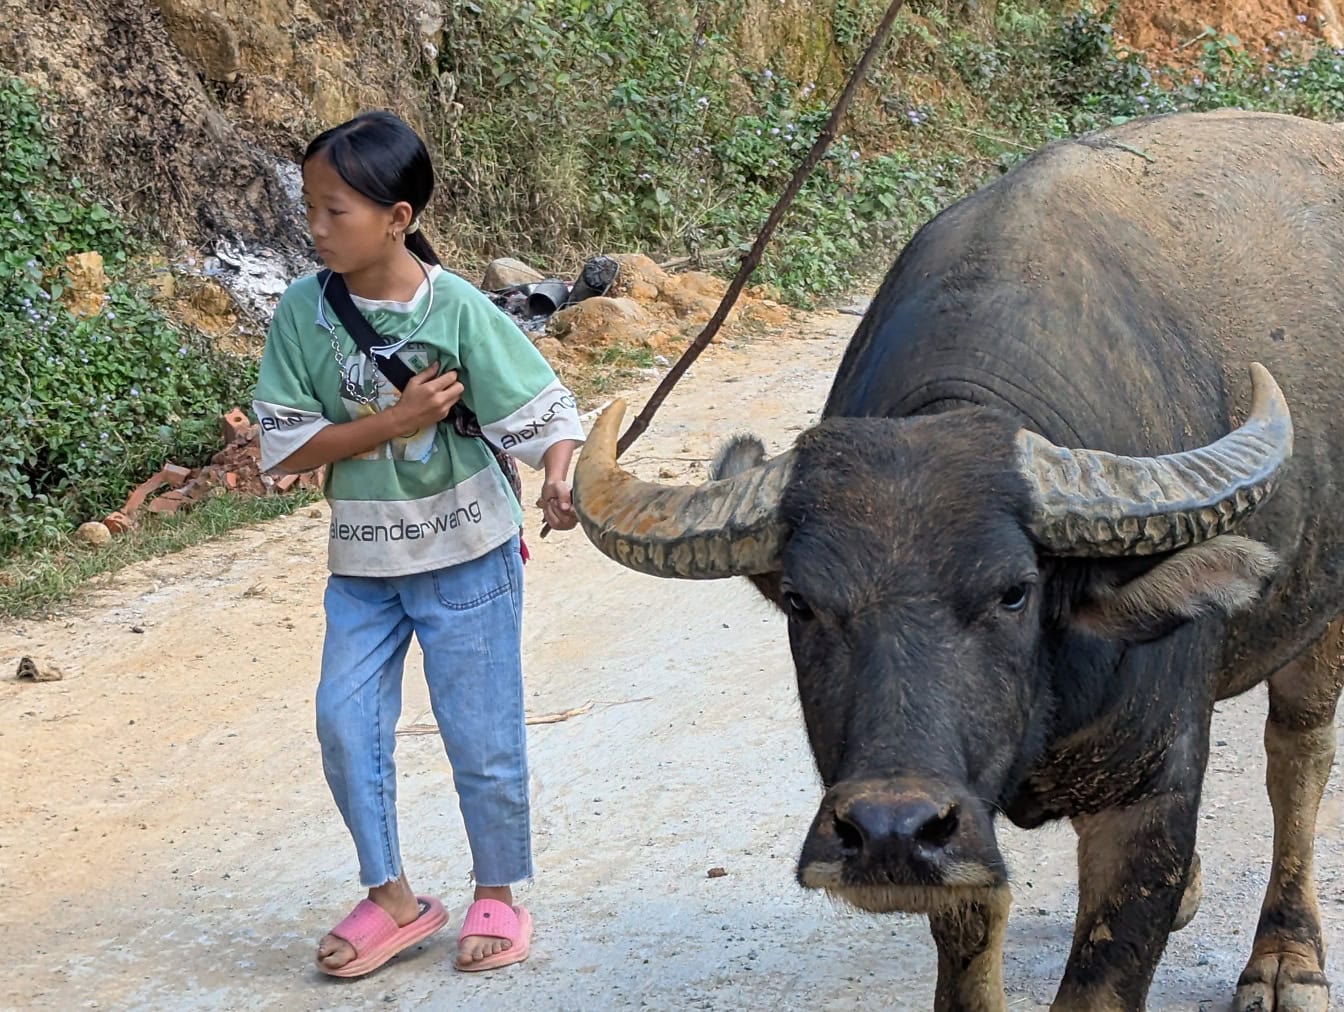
left=455, top=898, right=533, bottom=972
left=317, top=895, right=448, bottom=979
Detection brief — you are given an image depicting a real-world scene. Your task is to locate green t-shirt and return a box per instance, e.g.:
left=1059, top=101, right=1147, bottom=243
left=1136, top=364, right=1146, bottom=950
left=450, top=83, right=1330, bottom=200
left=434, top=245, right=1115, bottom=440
left=252, top=263, right=583, bottom=577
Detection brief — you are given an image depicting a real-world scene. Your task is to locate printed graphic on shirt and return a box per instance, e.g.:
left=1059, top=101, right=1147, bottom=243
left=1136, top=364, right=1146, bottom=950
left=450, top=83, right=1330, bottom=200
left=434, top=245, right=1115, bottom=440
left=338, top=343, right=437, bottom=464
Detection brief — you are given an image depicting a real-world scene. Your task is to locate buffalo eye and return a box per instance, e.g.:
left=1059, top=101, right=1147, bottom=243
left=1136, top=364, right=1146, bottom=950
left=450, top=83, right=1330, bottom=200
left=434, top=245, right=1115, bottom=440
left=999, top=583, right=1031, bottom=613
left=784, top=590, right=814, bottom=621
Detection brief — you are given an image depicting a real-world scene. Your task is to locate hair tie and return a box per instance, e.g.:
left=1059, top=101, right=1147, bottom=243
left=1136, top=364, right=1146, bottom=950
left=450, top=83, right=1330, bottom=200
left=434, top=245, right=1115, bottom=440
left=405, top=218, right=421, bottom=235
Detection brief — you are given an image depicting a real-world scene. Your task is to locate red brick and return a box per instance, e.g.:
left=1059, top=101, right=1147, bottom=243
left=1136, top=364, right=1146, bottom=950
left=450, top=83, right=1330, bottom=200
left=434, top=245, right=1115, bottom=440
left=221, top=408, right=252, bottom=444
left=162, top=463, right=192, bottom=487
left=147, top=491, right=188, bottom=515
left=274, top=473, right=299, bottom=493
left=103, top=511, right=133, bottom=535
left=178, top=479, right=210, bottom=502
left=223, top=471, right=239, bottom=490
left=123, top=472, right=167, bottom=515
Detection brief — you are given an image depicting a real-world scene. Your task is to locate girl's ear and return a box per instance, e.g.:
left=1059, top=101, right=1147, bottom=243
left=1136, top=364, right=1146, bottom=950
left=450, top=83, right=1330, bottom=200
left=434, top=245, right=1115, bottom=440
left=389, top=201, right=415, bottom=236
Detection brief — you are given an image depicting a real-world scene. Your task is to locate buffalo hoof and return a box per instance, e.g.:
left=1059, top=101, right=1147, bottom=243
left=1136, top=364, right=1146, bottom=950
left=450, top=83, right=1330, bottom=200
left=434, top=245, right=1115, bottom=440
left=1235, top=949, right=1329, bottom=1011
left=1172, top=851, right=1201, bottom=932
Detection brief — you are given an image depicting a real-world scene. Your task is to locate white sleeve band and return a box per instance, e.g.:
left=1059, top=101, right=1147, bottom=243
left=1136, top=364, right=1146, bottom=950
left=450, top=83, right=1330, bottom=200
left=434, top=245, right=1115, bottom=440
left=481, top=380, right=585, bottom=469
left=253, top=400, right=332, bottom=474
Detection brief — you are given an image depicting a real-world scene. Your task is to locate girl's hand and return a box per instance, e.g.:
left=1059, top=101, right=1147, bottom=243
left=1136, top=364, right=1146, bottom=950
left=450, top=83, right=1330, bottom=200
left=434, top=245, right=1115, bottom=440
left=393, top=363, right=463, bottom=430
left=537, top=478, right=577, bottom=531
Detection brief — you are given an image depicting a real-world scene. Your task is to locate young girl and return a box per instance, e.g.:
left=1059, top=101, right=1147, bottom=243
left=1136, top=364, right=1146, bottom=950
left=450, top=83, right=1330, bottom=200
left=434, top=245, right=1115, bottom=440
left=252, top=110, right=584, bottom=978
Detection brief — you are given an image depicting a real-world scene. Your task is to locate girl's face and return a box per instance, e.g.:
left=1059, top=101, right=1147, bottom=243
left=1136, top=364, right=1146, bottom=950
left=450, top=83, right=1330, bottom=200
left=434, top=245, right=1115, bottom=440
left=301, top=154, right=412, bottom=274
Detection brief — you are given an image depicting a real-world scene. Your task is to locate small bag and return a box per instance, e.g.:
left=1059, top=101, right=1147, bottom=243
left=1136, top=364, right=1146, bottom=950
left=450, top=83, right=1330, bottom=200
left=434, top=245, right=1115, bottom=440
left=317, top=268, right=529, bottom=560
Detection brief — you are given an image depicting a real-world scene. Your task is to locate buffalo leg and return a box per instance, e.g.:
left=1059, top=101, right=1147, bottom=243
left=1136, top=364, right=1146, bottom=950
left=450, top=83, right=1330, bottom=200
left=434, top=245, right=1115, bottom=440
left=1235, top=617, right=1344, bottom=1012
left=1053, top=793, right=1198, bottom=1010
left=927, top=886, right=1010, bottom=1012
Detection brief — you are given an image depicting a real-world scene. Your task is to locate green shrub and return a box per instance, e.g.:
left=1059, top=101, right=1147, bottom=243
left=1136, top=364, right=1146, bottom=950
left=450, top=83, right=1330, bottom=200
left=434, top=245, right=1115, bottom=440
left=0, top=76, right=256, bottom=555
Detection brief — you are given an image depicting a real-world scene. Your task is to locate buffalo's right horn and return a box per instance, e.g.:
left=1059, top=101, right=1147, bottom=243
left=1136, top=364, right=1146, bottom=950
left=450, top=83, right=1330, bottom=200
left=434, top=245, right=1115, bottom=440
left=1017, top=362, right=1293, bottom=557
left=570, top=400, right=791, bottom=578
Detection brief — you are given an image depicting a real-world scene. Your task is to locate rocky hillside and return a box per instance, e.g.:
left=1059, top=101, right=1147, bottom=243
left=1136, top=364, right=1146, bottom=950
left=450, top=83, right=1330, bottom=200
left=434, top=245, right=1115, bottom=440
left=3, top=0, right=1333, bottom=274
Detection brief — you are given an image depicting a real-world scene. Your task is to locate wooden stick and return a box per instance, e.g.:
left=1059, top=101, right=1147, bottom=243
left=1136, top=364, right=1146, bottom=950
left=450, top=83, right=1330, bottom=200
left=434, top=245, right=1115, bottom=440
left=542, top=0, right=909, bottom=536
left=613, top=0, right=909, bottom=458
left=395, top=700, right=596, bottom=736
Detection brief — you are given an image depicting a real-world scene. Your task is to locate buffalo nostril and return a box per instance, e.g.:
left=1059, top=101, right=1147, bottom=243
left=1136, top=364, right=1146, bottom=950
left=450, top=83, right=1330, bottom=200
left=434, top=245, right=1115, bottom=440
left=836, top=796, right=961, bottom=858
left=833, top=812, right=863, bottom=854
left=915, top=804, right=959, bottom=849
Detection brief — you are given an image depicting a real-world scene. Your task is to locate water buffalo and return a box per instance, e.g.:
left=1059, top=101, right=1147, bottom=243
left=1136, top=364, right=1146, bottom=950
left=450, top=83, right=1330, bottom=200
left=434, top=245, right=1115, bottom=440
left=570, top=109, right=1344, bottom=1010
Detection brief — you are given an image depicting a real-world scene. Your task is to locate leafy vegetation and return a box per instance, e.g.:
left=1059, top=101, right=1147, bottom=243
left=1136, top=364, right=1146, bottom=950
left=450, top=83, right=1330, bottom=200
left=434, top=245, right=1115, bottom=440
left=432, top=1, right=1344, bottom=303
left=0, top=77, right=258, bottom=555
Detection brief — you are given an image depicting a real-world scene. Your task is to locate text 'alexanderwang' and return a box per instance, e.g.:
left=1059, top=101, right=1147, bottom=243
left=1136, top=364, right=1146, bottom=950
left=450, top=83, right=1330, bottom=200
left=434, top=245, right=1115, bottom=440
left=330, top=502, right=484, bottom=542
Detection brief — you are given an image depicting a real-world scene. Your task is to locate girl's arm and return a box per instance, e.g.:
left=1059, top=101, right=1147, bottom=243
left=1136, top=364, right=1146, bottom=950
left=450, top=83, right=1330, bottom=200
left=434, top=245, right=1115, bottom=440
left=276, top=365, right=465, bottom=472
left=538, top=438, right=580, bottom=530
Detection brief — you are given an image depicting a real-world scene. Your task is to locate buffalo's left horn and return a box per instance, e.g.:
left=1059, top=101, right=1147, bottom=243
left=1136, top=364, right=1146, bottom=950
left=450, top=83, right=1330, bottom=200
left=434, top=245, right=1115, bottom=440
left=1017, top=362, right=1293, bottom=556
left=570, top=399, right=791, bottom=578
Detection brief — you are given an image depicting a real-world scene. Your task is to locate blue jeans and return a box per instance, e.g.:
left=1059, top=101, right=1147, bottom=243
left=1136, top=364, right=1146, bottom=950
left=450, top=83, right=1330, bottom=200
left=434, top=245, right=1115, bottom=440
left=315, top=535, right=531, bottom=888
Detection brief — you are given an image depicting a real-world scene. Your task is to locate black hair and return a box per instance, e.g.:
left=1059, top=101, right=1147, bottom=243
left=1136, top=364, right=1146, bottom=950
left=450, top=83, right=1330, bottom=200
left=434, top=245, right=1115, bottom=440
left=302, top=110, right=441, bottom=266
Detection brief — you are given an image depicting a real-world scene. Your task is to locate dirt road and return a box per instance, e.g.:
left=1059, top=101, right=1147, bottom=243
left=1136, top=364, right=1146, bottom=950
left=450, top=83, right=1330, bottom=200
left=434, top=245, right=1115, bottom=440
left=3, top=308, right=1342, bottom=1011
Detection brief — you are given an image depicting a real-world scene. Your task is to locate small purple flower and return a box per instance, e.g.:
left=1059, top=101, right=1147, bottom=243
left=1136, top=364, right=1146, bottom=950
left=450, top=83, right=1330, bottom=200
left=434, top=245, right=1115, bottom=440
left=1297, top=13, right=1308, bottom=22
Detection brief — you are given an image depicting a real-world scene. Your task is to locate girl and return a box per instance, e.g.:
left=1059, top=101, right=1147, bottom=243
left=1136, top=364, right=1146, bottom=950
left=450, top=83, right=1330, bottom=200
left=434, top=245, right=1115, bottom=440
left=252, top=109, right=583, bottom=979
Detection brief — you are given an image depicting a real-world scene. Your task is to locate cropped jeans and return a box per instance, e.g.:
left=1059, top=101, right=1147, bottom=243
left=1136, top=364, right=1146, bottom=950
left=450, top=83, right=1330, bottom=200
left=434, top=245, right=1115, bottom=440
left=314, top=534, right=531, bottom=888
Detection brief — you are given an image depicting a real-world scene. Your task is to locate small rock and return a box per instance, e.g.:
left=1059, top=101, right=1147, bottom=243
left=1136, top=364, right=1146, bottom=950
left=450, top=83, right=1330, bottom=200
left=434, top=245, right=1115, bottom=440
left=481, top=257, right=544, bottom=291
left=16, top=657, right=62, bottom=682
left=533, top=337, right=565, bottom=363
left=547, top=297, right=648, bottom=348
left=156, top=0, right=241, bottom=82
left=146, top=267, right=176, bottom=303
left=707, top=867, right=727, bottom=878
left=61, top=251, right=107, bottom=318
left=131, top=626, right=145, bottom=634
left=75, top=521, right=112, bottom=547
left=187, top=278, right=236, bottom=325
left=838, top=299, right=871, bottom=317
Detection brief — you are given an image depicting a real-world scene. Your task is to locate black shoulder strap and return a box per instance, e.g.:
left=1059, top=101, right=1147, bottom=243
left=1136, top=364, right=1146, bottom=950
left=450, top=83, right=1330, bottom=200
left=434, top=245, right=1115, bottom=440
left=318, top=268, right=417, bottom=391
left=317, top=270, right=526, bottom=513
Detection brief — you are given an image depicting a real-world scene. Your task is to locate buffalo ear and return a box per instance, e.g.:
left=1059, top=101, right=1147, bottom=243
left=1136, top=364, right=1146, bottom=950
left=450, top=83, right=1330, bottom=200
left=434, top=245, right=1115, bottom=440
left=1073, top=535, right=1280, bottom=643
left=748, top=572, right=786, bottom=612
left=710, top=434, right=787, bottom=610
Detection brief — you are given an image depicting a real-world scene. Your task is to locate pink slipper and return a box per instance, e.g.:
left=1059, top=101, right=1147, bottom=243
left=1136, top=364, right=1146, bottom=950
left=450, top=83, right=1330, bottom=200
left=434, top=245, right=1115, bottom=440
left=317, top=895, right=448, bottom=979
left=455, top=898, right=533, bottom=972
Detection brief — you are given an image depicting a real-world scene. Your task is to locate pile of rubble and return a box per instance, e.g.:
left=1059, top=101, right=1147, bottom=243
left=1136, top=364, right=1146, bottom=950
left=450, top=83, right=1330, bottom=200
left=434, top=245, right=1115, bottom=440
left=75, top=409, right=322, bottom=548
